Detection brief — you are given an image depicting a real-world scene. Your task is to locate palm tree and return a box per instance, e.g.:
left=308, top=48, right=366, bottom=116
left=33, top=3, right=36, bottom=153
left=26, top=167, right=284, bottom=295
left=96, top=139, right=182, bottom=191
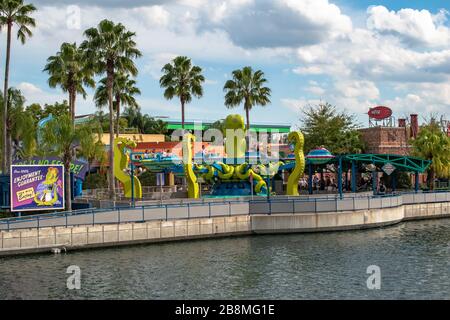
left=80, top=19, right=142, bottom=199
left=94, top=72, right=140, bottom=137
left=43, top=42, right=95, bottom=122
left=411, top=121, right=450, bottom=189
left=0, top=0, right=36, bottom=173
left=223, top=66, right=271, bottom=130
left=40, top=114, right=95, bottom=210
left=160, top=56, right=205, bottom=129
left=0, top=88, right=36, bottom=161
left=77, top=119, right=106, bottom=175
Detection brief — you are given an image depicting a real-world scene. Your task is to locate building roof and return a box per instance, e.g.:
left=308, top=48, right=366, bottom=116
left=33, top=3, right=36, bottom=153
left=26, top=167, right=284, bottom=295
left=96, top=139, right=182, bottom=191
left=166, top=120, right=291, bottom=133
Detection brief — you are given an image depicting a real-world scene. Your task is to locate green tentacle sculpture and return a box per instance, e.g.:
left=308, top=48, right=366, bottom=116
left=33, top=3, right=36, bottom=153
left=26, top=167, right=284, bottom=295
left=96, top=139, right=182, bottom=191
left=183, top=133, right=200, bottom=199
left=286, top=131, right=305, bottom=196
left=114, top=137, right=143, bottom=198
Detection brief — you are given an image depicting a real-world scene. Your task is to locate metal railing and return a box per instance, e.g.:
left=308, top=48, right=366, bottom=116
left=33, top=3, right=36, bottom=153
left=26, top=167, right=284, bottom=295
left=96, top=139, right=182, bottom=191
left=2, top=191, right=450, bottom=232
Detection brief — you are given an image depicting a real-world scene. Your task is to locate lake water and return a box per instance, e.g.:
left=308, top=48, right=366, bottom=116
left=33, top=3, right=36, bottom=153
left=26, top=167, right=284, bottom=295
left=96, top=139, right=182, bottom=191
left=1, top=219, right=450, bottom=299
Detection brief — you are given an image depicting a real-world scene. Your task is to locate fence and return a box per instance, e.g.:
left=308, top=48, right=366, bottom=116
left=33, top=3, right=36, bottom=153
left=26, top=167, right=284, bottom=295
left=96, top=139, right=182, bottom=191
left=2, top=191, right=450, bottom=232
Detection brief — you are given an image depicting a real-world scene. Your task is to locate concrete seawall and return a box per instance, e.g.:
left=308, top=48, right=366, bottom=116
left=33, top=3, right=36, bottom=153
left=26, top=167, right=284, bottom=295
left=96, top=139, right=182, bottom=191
left=1, top=201, right=450, bottom=257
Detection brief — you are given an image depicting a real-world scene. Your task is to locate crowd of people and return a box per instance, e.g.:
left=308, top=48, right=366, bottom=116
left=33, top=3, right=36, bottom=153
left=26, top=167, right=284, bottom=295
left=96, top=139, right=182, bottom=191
left=297, top=174, right=389, bottom=194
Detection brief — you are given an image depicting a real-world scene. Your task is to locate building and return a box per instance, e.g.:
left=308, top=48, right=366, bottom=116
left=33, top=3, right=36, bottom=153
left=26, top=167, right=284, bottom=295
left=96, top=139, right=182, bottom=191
left=358, top=114, right=419, bottom=156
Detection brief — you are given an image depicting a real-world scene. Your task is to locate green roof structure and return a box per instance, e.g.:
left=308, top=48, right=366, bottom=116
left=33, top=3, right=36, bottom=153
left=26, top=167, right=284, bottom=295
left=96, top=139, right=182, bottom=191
left=166, top=120, right=291, bottom=133
left=342, top=154, right=431, bottom=173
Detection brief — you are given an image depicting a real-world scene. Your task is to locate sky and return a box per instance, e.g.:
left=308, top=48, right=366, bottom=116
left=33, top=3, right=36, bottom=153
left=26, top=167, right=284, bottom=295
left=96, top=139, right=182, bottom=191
left=1, top=0, right=450, bottom=128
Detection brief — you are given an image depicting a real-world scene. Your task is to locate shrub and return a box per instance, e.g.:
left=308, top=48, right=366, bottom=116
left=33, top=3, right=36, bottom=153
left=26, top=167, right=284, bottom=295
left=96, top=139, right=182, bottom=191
left=83, top=172, right=108, bottom=190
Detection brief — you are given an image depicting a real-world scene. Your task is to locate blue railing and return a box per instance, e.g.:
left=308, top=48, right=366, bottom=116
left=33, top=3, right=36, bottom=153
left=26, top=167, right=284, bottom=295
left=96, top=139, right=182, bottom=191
left=1, top=191, right=450, bottom=232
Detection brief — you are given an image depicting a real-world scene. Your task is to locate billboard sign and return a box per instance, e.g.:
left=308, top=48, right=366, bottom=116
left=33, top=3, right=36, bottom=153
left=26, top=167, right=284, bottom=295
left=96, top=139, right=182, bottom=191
left=10, top=165, right=65, bottom=212
left=13, top=157, right=88, bottom=180
left=368, top=106, right=392, bottom=120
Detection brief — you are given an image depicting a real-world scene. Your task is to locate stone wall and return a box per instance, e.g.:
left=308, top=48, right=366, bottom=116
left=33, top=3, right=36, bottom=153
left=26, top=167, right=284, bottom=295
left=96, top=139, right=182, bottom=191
left=2, top=201, right=450, bottom=256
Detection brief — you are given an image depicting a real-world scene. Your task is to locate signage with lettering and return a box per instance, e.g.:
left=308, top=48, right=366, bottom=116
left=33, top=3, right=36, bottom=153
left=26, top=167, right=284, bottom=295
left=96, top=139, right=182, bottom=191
left=10, top=165, right=65, bottom=212
left=382, top=163, right=396, bottom=176
left=368, top=106, right=392, bottom=120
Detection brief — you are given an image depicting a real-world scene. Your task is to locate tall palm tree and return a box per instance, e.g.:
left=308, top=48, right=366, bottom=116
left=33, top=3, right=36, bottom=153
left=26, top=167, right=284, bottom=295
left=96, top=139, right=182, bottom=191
left=0, top=0, right=36, bottom=174
left=223, top=66, right=271, bottom=130
left=43, top=42, right=95, bottom=122
left=411, top=121, right=450, bottom=189
left=94, top=72, right=141, bottom=137
left=160, top=56, right=205, bottom=129
left=0, top=88, right=36, bottom=161
left=40, top=114, right=95, bottom=210
left=80, top=19, right=141, bottom=199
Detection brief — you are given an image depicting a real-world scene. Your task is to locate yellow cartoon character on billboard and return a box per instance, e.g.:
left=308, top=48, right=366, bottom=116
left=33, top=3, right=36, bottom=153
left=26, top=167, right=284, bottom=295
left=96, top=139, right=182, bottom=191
left=34, top=167, right=61, bottom=206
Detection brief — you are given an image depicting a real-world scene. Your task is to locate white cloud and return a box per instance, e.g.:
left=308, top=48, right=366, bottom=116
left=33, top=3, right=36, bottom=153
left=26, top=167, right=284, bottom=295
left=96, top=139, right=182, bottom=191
left=16, top=82, right=95, bottom=114
left=3, top=1, right=450, bottom=124
left=334, top=80, right=379, bottom=100
left=280, top=97, right=322, bottom=113
left=305, top=85, right=325, bottom=96
left=367, top=6, right=450, bottom=47
left=195, top=0, right=352, bottom=48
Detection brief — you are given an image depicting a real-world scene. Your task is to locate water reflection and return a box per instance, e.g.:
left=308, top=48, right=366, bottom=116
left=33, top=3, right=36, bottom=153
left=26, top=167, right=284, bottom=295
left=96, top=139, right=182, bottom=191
left=1, top=219, right=450, bottom=299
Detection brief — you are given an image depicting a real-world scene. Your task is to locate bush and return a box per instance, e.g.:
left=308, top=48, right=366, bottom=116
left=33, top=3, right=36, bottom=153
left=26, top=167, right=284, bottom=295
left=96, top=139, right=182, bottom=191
left=0, top=211, right=13, bottom=219
left=138, top=171, right=157, bottom=186
left=83, top=172, right=108, bottom=190
left=381, top=171, right=412, bottom=190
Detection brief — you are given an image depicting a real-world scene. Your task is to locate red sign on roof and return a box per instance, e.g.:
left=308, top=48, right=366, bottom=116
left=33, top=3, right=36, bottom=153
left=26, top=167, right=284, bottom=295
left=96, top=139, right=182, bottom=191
left=368, top=106, right=392, bottom=120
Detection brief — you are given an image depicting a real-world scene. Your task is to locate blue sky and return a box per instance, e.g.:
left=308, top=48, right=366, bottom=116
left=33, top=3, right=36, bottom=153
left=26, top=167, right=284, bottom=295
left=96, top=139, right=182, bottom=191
left=2, top=0, right=450, bottom=128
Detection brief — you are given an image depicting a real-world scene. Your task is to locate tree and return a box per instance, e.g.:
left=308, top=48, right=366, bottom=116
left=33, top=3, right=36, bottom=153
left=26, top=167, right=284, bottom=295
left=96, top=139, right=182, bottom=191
left=223, top=66, right=271, bottom=130
left=94, top=72, right=140, bottom=137
left=44, top=42, right=95, bottom=122
left=40, top=114, right=95, bottom=210
left=77, top=119, right=106, bottom=174
left=0, top=0, right=36, bottom=174
left=122, top=107, right=168, bottom=135
left=81, top=19, right=142, bottom=199
left=41, top=101, right=70, bottom=119
left=160, top=56, right=205, bottom=129
left=299, top=102, right=363, bottom=154
left=411, top=120, right=450, bottom=189
left=206, top=119, right=225, bottom=132
left=0, top=88, right=36, bottom=161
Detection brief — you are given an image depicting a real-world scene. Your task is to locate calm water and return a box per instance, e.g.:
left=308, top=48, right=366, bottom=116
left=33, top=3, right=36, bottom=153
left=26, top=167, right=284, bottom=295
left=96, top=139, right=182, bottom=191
left=1, top=219, right=450, bottom=299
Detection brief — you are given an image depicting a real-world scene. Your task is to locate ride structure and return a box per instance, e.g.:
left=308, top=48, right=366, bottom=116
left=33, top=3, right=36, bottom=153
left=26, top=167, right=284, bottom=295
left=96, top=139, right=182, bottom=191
left=126, top=114, right=306, bottom=199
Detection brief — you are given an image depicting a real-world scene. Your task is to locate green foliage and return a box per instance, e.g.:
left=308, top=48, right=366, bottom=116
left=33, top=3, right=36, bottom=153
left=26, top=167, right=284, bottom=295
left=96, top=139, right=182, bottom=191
left=122, top=107, right=168, bottom=134
left=40, top=114, right=98, bottom=209
left=25, top=101, right=70, bottom=121
left=0, top=0, right=37, bottom=172
left=138, top=171, right=156, bottom=186
left=223, top=66, right=271, bottom=130
left=43, top=42, right=95, bottom=118
left=80, top=19, right=142, bottom=198
left=0, top=211, right=13, bottom=219
left=77, top=119, right=107, bottom=170
left=0, top=88, right=36, bottom=160
left=160, top=56, right=205, bottom=128
left=381, top=171, right=412, bottom=190
left=299, top=102, right=364, bottom=154
left=206, top=119, right=225, bottom=133
left=397, top=172, right=413, bottom=189
left=0, top=0, right=37, bottom=44
left=94, top=73, right=141, bottom=111
left=95, top=72, right=141, bottom=135
left=411, top=120, right=450, bottom=187
left=83, top=172, right=108, bottom=190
